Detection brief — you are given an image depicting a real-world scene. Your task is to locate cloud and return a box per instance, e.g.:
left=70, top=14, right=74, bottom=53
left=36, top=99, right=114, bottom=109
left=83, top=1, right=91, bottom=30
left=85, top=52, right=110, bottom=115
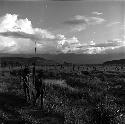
left=0, top=13, right=84, bottom=54
left=90, top=39, right=123, bottom=48
left=89, top=41, right=96, bottom=45
left=56, top=36, right=125, bottom=54
left=0, top=13, right=59, bottom=53
left=1, top=0, right=45, bottom=1
left=88, top=17, right=105, bottom=25
left=72, top=25, right=87, bottom=32
left=0, top=36, right=17, bottom=53
left=57, top=35, right=82, bottom=53
left=82, top=47, right=105, bottom=54
left=0, top=14, right=34, bottom=34
left=0, top=14, right=56, bottom=42
left=0, top=31, right=39, bottom=41
left=51, top=0, right=122, bottom=1
left=1, top=0, right=123, bottom=1
left=0, top=29, right=55, bottom=43
left=4, top=0, right=82, bottom=2
left=51, top=0, right=82, bottom=2
left=92, top=11, right=103, bottom=15
left=64, top=15, right=105, bottom=32
left=75, top=39, right=125, bottom=54
left=106, top=21, right=120, bottom=27
left=64, top=15, right=88, bottom=25
left=0, top=13, right=124, bottom=55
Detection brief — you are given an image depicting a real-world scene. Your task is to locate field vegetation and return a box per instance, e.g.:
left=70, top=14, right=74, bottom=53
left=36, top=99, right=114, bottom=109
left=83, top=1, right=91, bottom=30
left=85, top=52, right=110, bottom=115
left=1, top=64, right=125, bottom=124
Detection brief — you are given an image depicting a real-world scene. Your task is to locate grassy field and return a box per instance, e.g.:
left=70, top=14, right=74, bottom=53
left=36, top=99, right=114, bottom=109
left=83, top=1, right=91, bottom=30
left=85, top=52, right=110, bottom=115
left=0, top=69, right=64, bottom=124
left=1, top=64, right=125, bottom=124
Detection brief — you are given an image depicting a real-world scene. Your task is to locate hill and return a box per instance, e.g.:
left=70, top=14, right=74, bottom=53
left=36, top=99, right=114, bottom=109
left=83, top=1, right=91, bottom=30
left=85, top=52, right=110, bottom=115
left=103, top=59, right=125, bottom=65
left=1, top=53, right=125, bottom=64
left=0, top=57, right=58, bottom=67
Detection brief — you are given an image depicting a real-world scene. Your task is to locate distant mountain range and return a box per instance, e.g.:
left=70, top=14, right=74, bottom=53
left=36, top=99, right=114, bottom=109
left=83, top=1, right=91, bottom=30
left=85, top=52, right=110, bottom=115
left=0, top=56, right=58, bottom=66
left=0, top=53, right=125, bottom=64
left=103, top=59, right=125, bottom=65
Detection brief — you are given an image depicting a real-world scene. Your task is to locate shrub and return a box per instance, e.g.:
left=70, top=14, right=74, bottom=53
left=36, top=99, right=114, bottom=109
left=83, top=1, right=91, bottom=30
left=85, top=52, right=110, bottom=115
left=65, top=77, right=88, bottom=89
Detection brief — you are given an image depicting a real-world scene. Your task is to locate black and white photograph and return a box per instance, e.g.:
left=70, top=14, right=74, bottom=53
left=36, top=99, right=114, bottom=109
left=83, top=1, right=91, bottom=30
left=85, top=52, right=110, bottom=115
left=0, top=0, right=125, bottom=123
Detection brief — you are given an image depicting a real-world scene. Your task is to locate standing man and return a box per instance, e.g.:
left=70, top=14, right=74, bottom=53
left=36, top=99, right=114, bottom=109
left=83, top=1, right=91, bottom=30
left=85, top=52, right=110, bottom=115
left=32, top=71, right=44, bottom=109
left=22, top=65, right=31, bottom=102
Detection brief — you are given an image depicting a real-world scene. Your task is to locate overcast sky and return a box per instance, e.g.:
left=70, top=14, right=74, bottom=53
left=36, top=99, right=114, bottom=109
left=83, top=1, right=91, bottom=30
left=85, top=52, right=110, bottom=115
left=0, top=0, right=125, bottom=54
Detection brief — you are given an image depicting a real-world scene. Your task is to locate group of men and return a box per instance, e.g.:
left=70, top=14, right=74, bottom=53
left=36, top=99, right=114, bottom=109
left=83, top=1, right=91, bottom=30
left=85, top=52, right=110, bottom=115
left=21, top=65, right=44, bottom=108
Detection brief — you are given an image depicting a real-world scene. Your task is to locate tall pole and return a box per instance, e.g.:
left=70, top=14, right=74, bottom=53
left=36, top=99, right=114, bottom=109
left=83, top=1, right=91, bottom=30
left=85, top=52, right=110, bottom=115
left=35, top=41, right=36, bottom=55
left=33, top=41, right=36, bottom=85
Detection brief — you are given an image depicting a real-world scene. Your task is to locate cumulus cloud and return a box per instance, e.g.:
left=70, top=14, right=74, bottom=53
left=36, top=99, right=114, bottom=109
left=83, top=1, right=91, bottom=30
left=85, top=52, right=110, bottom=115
left=0, top=14, right=55, bottom=41
left=0, top=29, right=55, bottom=43
left=88, top=17, right=105, bottom=25
left=1, top=0, right=44, bottom=1
left=92, top=11, right=103, bottom=15
left=0, top=13, right=60, bottom=53
left=64, top=15, right=88, bottom=25
left=0, top=31, right=39, bottom=41
left=57, top=35, right=82, bottom=53
left=0, top=14, right=33, bottom=33
left=0, top=13, right=124, bottom=55
left=0, top=13, right=84, bottom=54
left=51, top=0, right=82, bottom=1
left=106, top=21, right=120, bottom=27
left=90, top=39, right=123, bottom=48
left=64, top=15, right=105, bottom=32
left=82, top=39, right=125, bottom=54
left=74, top=39, right=125, bottom=54
left=0, top=36, right=17, bottom=53
left=82, top=47, right=105, bottom=54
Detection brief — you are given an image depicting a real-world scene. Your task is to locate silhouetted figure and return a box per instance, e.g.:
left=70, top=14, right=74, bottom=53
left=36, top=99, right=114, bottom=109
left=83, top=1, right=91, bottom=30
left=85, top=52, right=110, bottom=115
left=33, top=74, right=44, bottom=108
left=22, top=66, right=31, bottom=102
left=23, top=65, right=30, bottom=77
left=32, top=63, right=36, bottom=85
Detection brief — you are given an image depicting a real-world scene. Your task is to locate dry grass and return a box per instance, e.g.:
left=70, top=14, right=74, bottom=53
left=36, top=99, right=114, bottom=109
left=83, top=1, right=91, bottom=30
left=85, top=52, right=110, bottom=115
left=1, top=65, right=125, bottom=123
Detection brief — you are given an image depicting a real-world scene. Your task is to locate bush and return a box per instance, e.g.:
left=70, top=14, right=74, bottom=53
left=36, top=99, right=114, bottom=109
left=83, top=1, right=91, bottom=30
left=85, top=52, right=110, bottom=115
left=65, top=77, right=88, bottom=89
